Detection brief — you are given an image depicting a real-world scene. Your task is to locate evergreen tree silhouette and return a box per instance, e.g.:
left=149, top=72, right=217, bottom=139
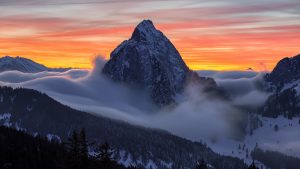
left=67, top=130, right=81, bottom=169
left=96, top=142, right=116, bottom=169
left=195, top=159, right=207, bottom=169
left=79, top=128, right=88, bottom=169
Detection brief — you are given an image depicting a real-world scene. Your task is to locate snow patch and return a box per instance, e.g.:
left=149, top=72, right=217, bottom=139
left=160, top=160, right=172, bottom=169
left=15, top=121, right=26, bottom=131
left=0, top=113, right=11, bottom=120
left=0, top=113, right=12, bottom=127
left=33, top=132, right=39, bottom=137
left=118, top=150, right=133, bottom=167
left=46, top=134, right=61, bottom=143
left=146, top=159, right=157, bottom=169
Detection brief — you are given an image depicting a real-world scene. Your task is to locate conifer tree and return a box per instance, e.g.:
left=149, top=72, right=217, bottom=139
left=96, top=142, right=115, bottom=169
left=79, top=128, right=88, bottom=169
left=195, top=159, right=207, bottom=169
left=67, top=130, right=81, bottom=169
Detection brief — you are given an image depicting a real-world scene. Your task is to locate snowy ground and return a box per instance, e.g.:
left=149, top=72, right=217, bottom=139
left=203, top=115, right=300, bottom=165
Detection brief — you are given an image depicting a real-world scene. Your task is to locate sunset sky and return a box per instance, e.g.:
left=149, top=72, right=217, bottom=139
left=0, top=0, right=299, bottom=71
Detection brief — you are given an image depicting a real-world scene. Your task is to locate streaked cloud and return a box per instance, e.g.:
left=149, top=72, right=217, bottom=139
left=0, top=0, right=299, bottom=70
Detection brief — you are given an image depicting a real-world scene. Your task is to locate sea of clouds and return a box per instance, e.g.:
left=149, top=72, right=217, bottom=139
left=3, top=57, right=300, bottom=158
left=0, top=57, right=269, bottom=142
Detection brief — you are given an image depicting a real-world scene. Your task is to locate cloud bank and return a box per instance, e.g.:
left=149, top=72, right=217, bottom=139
left=0, top=57, right=269, bottom=141
left=198, top=70, right=269, bottom=107
left=3, top=58, right=300, bottom=159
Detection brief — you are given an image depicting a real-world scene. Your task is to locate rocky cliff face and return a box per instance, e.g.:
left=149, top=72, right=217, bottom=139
left=262, top=53, right=300, bottom=118
left=265, top=54, right=300, bottom=91
left=102, top=20, right=220, bottom=106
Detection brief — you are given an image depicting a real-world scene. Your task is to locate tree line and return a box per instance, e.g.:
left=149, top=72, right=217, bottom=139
left=195, top=158, right=259, bottom=169
left=0, top=126, right=133, bottom=169
left=0, top=126, right=260, bottom=169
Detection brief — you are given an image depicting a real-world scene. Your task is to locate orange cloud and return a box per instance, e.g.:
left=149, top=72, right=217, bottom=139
left=0, top=1, right=299, bottom=71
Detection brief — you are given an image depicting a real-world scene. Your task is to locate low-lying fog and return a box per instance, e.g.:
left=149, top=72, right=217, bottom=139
left=0, top=57, right=269, bottom=141
left=2, top=57, right=300, bottom=159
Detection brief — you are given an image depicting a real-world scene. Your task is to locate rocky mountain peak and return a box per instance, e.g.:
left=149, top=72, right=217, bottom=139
left=102, top=20, right=220, bottom=106
left=265, top=53, right=300, bottom=90
left=130, top=19, right=162, bottom=42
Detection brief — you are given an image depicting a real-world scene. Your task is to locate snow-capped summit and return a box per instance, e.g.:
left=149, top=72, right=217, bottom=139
left=0, top=56, right=69, bottom=73
left=102, top=20, right=219, bottom=106
left=131, top=20, right=163, bottom=43
left=102, top=20, right=190, bottom=106
left=0, top=56, right=48, bottom=73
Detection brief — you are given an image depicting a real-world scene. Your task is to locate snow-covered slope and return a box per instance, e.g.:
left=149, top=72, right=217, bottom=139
left=102, top=20, right=220, bottom=106
left=204, top=114, right=300, bottom=168
left=262, top=53, right=300, bottom=118
left=0, top=56, right=69, bottom=73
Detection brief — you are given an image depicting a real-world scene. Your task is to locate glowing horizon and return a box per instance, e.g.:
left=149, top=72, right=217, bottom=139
left=0, top=0, right=299, bottom=71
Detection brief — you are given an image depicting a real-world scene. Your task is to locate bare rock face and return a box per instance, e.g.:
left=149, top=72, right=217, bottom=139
left=265, top=53, right=300, bottom=91
left=262, top=53, right=300, bottom=118
left=102, top=20, right=219, bottom=106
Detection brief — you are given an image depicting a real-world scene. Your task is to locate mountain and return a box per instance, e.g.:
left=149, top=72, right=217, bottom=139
left=262, top=53, right=300, bottom=118
left=0, top=86, right=246, bottom=169
left=102, top=20, right=221, bottom=106
left=265, top=53, right=300, bottom=90
left=0, top=56, right=70, bottom=73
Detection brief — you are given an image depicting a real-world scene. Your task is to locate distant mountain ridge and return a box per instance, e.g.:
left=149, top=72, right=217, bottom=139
left=102, top=20, right=222, bottom=106
left=0, top=56, right=70, bottom=73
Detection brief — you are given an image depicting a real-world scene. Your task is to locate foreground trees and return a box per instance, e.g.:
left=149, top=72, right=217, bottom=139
left=0, top=126, right=128, bottom=169
left=1, top=126, right=267, bottom=169
left=66, top=129, right=125, bottom=169
left=0, top=126, right=67, bottom=169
